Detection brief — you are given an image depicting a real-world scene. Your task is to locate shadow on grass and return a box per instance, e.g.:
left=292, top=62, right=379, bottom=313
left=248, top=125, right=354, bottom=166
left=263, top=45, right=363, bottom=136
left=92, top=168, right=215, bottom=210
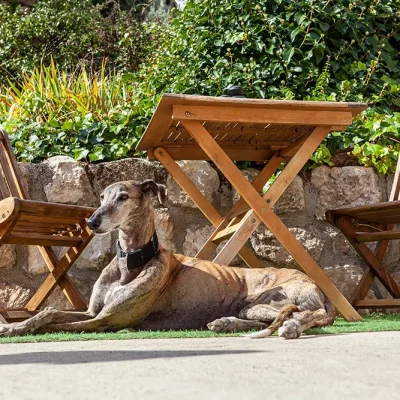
left=0, top=349, right=264, bottom=365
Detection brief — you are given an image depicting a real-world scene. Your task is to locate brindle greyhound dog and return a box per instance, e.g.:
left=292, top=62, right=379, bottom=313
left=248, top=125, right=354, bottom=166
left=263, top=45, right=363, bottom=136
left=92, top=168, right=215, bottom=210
left=0, top=179, right=335, bottom=339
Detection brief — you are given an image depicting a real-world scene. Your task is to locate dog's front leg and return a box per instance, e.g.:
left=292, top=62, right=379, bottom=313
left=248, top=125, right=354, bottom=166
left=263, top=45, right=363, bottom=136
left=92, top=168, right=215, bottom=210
left=34, top=252, right=173, bottom=334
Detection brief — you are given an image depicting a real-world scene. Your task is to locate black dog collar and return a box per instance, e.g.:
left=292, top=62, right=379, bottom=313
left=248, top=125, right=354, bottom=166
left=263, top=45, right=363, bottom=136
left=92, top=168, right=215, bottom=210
left=117, top=233, right=159, bottom=272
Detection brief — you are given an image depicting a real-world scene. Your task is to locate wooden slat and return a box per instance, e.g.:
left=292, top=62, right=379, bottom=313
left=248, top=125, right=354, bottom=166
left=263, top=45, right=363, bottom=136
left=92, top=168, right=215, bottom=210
left=390, top=157, right=400, bottom=201
left=173, top=105, right=353, bottom=127
left=147, top=147, right=275, bottom=161
left=213, top=210, right=259, bottom=265
left=355, top=230, right=400, bottom=242
left=0, top=131, right=29, bottom=198
left=182, top=119, right=362, bottom=322
left=354, top=299, right=400, bottom=309
left=0, top=170, right=10, bottom=199
left=137, top=95, right=367, bottom=151
left=212, top=221, right=243, bottom=243
left=6, top=232, right=83, bottom=247
left=0, top=309, right=38, bottom=322
left=18, top=214, right=85, bottom=226
left=17, top=198, right=95, bottom=218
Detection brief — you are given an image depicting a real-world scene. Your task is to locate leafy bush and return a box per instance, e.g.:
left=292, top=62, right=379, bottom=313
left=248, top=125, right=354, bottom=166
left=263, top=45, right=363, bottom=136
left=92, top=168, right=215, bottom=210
left=0, top=0, right=150, bottom=81
left=135, top=0, right=400, bottom=173
left=1, top=0, right=400, bottom=173
left=139, top=0, right=399, bottom=109
left=0, top=62, right=154, bottom=162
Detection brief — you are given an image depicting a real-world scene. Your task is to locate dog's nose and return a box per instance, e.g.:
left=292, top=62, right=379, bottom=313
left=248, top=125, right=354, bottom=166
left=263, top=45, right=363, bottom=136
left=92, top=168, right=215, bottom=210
left=87, top=215, right=101, bottom=231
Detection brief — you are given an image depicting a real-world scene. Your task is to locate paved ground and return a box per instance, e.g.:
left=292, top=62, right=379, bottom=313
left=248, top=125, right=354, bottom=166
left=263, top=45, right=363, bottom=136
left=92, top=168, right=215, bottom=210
left=1, top=332, right=399, bottom=400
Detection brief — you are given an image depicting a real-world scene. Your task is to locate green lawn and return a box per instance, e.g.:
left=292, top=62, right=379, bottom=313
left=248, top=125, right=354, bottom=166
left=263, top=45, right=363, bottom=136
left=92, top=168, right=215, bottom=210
left=1, top=314, right=399, bottom=344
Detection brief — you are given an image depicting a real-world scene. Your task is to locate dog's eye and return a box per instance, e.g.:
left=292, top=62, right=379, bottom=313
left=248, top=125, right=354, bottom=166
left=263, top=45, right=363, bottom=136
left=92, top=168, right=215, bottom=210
left=118, top=194, right=129, bottom=201
left=100, top=194, right=104, bottom=201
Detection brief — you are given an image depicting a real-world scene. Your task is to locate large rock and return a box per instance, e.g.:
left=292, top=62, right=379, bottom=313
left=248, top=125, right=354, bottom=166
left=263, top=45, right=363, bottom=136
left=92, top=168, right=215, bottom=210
left=167, top=161, right=220, bottom=208
left=43, top=287, right=74, bottom=311
left=74, top=234, right=115, bottom=271
left=232, top=169, right=305, bottom=214
left=274, top=176, right=306, bottom=214
left=183, top=226, right=244, bottom=266
left=0, top=245, right=17, bottom=269
left=27, top=246, right=49, bottom=275
left=44, top=156, right=96, bottom=206
left=155, top=208, right=176, bottom=252
left=0, top=282, right=32, bottom=308
left=311, top=166, right=383, bottom=219
left=18, top=162, right=51, bottom=201
left=251, top=226, right=327, bottom=267
left=86, top=158, right=167, bottom=198
left=324, top=264, right=375, bottom=301
left=183, top=225, right=215, bottom=257
left=232, top=168, right=259, bottom=204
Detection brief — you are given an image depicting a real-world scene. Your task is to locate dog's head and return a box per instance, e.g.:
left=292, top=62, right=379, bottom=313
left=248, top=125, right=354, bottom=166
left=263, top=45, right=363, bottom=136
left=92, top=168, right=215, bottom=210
left=87, top=180, right=167, bottom=234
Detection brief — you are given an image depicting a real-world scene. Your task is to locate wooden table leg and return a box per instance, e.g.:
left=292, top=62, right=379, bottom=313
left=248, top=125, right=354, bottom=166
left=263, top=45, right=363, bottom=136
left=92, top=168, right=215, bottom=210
left=197, top=153, right=284, bottom=260
left=154, top=147, right=263, bottom=268
left=182, top=119, right=362, bottom=322
left=210, top=126, right=333, bottom=265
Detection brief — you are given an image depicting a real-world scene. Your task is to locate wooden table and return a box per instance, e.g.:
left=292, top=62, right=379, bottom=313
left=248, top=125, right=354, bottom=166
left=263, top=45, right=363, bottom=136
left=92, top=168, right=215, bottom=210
left=136, top=94, right=367, bottom=322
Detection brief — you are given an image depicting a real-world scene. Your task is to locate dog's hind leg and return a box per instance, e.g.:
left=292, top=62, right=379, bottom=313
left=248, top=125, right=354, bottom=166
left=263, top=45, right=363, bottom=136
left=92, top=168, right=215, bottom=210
left=207, top=317, right=267, bottom=333
left=207, top=304, right=281, bottom=333
left=278, top=301, right=336, bottom=339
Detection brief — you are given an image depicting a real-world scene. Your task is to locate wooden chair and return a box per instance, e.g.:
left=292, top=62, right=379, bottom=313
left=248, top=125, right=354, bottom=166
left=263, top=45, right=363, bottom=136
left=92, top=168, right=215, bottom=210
left=326, top=159, right=400, bottom=310
left=0, top=129, right=95, bottom=322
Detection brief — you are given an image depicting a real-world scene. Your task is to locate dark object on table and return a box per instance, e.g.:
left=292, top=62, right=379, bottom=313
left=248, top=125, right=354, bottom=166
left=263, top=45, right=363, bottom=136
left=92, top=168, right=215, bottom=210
left=221, top=85, right=246, bottom=98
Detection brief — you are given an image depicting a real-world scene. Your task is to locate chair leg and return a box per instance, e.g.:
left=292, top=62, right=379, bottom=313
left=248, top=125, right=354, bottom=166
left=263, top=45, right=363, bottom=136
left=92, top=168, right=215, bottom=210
left=337, top=217, right=400, bottom=299
left=25, top=224, right=93, bottom=311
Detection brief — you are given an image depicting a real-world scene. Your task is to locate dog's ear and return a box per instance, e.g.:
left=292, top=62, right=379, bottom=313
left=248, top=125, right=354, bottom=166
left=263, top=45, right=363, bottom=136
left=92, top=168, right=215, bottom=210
left=140, top=180, right=168, bottom=205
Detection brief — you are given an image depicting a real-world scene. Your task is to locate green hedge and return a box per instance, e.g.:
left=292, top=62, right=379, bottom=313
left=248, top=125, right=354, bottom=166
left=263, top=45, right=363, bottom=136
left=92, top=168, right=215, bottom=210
left=0, top=0, right=399, bottom=172
left=0, top=0, right=150, bottom=82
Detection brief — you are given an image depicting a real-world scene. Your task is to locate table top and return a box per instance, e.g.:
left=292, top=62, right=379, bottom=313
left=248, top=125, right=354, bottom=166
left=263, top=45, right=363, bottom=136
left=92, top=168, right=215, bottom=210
left=136, top=94, right=367, bottom=161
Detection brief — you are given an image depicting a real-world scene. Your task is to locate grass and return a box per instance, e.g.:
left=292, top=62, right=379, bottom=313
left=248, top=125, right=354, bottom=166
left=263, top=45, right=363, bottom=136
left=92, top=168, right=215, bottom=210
left=1, top=314, right=399, bottom=344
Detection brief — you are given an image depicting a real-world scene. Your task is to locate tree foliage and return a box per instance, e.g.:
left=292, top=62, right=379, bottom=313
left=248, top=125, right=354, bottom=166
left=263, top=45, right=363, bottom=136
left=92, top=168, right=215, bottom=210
left=0, top=0, right=150, bottom=81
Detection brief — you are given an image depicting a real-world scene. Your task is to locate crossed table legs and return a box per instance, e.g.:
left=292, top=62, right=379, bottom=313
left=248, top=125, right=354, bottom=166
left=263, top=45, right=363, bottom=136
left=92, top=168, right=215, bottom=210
left=155, top=120, right=362, bottom=322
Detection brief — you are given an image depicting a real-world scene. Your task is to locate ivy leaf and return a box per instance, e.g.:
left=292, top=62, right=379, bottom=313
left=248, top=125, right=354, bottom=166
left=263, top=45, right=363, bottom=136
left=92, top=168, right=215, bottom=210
left=89, top=146, right=105, bottom=162
left=290, top=27, right=301, bottom=42
left=320, top=22, right=330, bottom=31
left=283, top=47, right=295, bottom=63
left=73, top=148, right=89, bottom=160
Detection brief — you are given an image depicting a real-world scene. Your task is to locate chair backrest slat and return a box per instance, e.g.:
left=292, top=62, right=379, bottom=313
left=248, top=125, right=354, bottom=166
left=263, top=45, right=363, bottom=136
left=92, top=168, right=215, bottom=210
left=389, top=157, right=400, bottom=202
left=0, top=130, right=29, bottom=200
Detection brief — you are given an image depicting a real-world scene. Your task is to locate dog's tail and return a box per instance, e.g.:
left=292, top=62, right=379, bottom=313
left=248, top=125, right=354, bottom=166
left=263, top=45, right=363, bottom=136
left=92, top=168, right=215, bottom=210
left=246, top=304, right=300, bottom=339
left=302, top=297, right=336, bottom=331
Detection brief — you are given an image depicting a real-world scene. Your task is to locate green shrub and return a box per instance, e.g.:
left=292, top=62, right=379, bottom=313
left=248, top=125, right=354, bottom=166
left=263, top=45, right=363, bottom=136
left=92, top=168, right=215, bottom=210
left=138, top=0, right=399, bottom=109
left=0, top=62, right=154, bottom=162
left=0, top=0, right=150, bottom=81
left=1, top=0, right=400, bottom=173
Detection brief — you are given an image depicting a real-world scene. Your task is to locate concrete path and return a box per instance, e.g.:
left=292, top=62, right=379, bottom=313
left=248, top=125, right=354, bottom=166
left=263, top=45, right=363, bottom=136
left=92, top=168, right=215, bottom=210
left=1, top=332, right=399, bottom=400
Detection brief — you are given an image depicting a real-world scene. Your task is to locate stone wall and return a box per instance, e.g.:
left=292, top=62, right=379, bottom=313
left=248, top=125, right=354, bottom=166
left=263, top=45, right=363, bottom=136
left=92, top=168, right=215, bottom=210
left=1, top=156, right=399, bottom=311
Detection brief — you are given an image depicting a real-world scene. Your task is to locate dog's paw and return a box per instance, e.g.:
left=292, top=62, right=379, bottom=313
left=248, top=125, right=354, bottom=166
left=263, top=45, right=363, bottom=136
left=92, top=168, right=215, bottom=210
left=278, top=319, right=303, bottom=339
left=207, top=317, right=236, bottom=333
left=0, top=323, right=21, bottom=337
